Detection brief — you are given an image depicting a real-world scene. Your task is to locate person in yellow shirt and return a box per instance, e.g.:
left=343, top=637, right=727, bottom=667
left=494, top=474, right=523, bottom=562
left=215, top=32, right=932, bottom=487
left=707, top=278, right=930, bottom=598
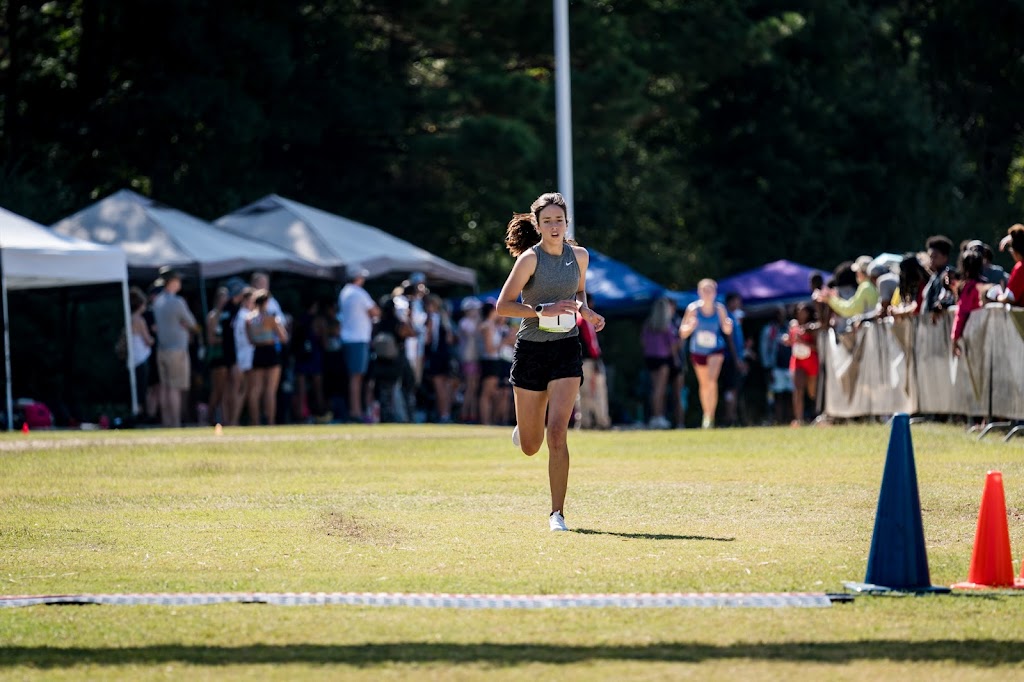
left=813, top=255, right=880, bottom=318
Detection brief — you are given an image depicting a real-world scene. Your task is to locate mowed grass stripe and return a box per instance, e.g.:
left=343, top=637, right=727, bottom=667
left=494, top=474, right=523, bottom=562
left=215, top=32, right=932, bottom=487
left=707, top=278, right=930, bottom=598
left=4, top=423, right=1024, bottom=679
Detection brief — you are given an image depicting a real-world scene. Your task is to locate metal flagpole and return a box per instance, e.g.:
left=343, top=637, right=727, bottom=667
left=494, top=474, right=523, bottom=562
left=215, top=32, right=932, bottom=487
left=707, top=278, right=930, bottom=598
left=554, top=0, right=576, bottom=240
left=120, top=277, right=139, bottom=415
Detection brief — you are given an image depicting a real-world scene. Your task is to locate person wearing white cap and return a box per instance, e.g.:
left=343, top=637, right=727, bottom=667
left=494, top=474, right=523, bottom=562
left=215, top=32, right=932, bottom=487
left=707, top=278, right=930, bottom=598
left=339, top=268, right=380, bottom=422
left=813, top=255, right=879, bottom=318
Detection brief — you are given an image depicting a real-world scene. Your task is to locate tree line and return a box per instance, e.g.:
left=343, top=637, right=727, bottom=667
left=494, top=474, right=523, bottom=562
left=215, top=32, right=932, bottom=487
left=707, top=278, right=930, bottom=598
left=3, top=0, right=1023, bottom=289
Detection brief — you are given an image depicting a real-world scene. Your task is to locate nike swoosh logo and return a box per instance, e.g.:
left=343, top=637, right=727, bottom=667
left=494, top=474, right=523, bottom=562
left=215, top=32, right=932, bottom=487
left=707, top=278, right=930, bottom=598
left=565, top=261, right=573, bottom=266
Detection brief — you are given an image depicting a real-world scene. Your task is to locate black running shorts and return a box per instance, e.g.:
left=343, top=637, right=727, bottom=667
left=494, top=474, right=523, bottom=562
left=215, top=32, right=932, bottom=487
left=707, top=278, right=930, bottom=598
left=509, top=336, right=584, bottom=392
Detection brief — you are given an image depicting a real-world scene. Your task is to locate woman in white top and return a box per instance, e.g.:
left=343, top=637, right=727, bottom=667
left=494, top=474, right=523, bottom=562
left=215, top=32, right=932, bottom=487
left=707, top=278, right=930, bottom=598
left=229, top=288, right=256, bottom=426
left=457, top=299, right=483, bottom=423
left=129, top=287, right=154, bottom=415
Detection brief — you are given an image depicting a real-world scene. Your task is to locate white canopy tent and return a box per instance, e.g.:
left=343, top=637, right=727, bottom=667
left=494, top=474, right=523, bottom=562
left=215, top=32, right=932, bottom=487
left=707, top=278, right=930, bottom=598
left=0, top=206, right=135, bottom=430
left=52, top=189, right=332, bottom=280
left=214, top=194, right=477, bottom=286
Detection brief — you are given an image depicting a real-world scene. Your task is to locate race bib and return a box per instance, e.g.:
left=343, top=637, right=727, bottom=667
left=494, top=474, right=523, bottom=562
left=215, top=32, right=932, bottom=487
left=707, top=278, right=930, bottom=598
left=793, top=342, right=812, bottom=360
left=538, top=313, right=577, bottom=333
left=695, top=330, right=718, bottom=349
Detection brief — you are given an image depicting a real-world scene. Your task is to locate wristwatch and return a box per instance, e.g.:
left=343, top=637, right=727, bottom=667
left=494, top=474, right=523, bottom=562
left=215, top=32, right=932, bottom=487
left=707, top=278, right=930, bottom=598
left=535, top=304, right=544, bottom=313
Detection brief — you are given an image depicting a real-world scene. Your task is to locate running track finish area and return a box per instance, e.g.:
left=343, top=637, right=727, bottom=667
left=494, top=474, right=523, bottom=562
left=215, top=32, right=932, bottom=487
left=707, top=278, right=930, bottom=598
left=0, top=592, right=847, bottom=608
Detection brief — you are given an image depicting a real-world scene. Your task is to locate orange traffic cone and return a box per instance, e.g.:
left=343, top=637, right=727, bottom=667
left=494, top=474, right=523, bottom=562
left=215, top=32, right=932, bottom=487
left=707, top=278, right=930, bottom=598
left=21, top=422, right=29, bottom=434
left=953, top=471, right=1024, bottom=589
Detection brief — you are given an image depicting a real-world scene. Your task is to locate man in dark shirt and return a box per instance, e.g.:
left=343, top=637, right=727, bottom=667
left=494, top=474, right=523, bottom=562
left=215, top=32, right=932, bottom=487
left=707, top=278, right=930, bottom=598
left=921, top=235, right=956, bottom=321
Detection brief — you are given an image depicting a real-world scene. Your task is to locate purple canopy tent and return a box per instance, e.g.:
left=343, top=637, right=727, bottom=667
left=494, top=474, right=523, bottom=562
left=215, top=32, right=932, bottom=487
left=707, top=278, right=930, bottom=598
left=667, top=260, right=828, bottom=316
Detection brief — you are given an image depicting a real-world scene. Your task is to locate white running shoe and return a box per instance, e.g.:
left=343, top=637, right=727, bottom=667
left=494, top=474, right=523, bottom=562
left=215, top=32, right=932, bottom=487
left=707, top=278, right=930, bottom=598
left=512, top=425, right=520, bottom=447
left=702, top=415, right=713, bottom=429
left=549, top=510, right=568, bottom=532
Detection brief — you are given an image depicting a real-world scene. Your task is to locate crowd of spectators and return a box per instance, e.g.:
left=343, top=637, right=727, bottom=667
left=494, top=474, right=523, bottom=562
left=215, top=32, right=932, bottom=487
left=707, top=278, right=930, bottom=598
left=633, top=224, right=1024, bottom=429
left=124, top=224, right=1024, bottom=430
left=130, top=268, right=600, bottom=428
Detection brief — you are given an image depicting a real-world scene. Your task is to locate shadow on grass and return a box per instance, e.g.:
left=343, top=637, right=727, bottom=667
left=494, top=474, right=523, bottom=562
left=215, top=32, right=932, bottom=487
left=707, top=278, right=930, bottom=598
left=572, top=528, right=735, bottom=541
left=3, top=640, right=1024, bottom=668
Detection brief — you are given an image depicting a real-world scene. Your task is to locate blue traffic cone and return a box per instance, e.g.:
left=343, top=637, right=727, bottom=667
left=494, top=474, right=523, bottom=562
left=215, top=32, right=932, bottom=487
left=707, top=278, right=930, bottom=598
left=845, top=413, right=949, bottom=593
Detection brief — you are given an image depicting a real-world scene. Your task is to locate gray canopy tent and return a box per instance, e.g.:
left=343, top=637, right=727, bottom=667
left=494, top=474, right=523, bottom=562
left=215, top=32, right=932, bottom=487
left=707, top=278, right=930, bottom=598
left=0, top=206, right=135, bottom=428
left=215, top=194, right=477, bottom=287
left=52, top=189, right=333, bottom=280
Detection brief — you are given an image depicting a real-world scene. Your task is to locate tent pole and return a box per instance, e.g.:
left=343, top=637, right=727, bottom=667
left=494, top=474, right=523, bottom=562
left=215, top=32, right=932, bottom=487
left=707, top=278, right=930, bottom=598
left=1, top=261, right=12, bottom=431
left=121, top=277, right=138, bottom=415
left=199, top=275, right=209, bottom=323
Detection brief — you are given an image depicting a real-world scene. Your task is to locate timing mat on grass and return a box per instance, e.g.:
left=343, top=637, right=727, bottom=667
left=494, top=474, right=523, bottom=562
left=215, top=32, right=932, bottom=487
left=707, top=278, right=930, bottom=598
left=0, top=591, right=834, bottom=609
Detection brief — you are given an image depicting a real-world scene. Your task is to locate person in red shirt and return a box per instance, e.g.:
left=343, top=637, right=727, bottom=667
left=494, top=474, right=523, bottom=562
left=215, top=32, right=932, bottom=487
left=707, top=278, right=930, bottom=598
left=576, top=301, right=612, bottom=429
left=951, top=249, right=984, bottom=356
left=997, top=224, right=1024, bottom=305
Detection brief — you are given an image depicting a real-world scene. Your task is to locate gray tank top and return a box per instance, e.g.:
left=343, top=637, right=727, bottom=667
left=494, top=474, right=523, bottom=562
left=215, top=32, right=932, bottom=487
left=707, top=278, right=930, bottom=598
left=518, top=242, right=580, bottom=341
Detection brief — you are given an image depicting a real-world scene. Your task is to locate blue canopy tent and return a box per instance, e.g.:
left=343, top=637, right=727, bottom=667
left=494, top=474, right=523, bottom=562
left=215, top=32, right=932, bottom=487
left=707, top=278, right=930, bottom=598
left=459, top=250, right=664, bottom=315
left=585, top=250, right=665, bottom=314
left=666, top=259, right=828, bottom=316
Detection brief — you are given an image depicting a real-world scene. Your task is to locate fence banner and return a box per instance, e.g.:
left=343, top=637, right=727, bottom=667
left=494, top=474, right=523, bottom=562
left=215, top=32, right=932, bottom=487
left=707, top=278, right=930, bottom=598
left=822, top=306, right=1023, bottom=420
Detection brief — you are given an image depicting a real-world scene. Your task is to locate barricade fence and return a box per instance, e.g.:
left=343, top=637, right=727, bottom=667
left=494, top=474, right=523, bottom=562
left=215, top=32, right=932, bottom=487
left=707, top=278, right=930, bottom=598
left=822, top=307, right=1024, bottom=420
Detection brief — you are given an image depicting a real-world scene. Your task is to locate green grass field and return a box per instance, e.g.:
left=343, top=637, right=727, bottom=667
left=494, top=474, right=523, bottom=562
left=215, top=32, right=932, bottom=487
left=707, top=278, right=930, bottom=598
left=2, top=423, right=1024, bottom=680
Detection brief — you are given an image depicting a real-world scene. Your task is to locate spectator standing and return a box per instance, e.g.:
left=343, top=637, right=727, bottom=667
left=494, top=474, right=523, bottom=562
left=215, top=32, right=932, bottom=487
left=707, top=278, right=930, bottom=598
left=217, top=278, right=245, bottom=425
left=815, top=255, right=879, bottom=320
left=760, top=306, right=794, bottom=425
left=143, top=280, right=163, bottom=424
left=457, top=298, right=483, bottom=423
left=322, top=311, right=347, bottom=421
left=204, top=286, right=232, bottom=425
left=246, top=289, right=289, bottom=425
left=951, top=249, right=984, bottom=357
left=921, top=235, right=956, bottom=320
left=478, top=302, right=504, bottom=426
left=679, top=278, right=733, bottom=429
left=403, top=274, right=429, bottom=388
left=152, top=270, right=199, bottom=427
left=966, top=240, right=1007, bottom=287
left=670, top=300, right=689, bottom=428
left=721, top=292, right=748, bottom=426
left=292, top=298, right=327, bottom=422
left=128, top=286, right=154, bottom=416
left=892, top=253, right=930, bottom=315
left=423, top=294, right=455, bottom=423
left=997, top=225, right=1024, bottom=304
left=250, top=271, right=284, bottom=321
left=372, top=296, right=415, bottom=422
left=229, top=288, right=256, bottom=425
left=809, top=273, right=831, bottom=332
left=577, top=303, right=612, bottom=429
left=339, top=268, right=380, bottom=422
left=872, top=262, right=900, bottom=316
left=641, top=297, right=678, bottom=429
